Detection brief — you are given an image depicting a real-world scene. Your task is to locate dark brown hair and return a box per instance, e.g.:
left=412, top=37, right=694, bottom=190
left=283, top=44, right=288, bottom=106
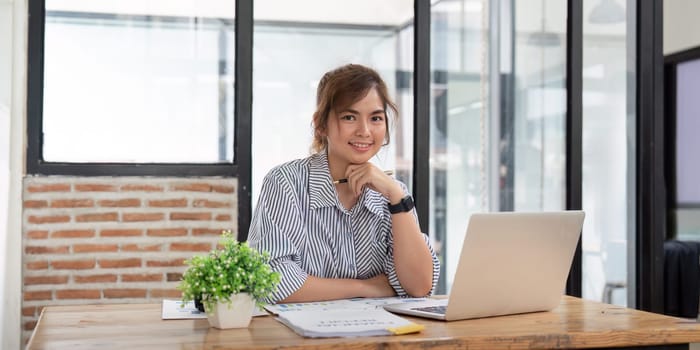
left=311, top=64, right=398, bottom=153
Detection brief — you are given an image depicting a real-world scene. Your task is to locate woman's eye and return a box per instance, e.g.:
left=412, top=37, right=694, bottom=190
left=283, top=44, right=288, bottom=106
left=371, top=115, right=384, bottom=122
left=341, top=115, right=355, bottom=121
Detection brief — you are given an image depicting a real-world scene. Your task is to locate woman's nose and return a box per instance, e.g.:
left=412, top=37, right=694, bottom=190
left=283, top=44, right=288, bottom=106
left=355, top=119, right=370, bottom=136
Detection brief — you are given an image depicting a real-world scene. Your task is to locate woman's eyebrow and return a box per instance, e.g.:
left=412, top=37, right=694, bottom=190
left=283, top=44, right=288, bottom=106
left=339, top=108, right=385, bottom=115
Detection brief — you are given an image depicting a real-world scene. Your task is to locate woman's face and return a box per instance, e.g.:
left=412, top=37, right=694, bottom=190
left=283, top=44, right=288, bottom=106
left=324, top=88, right=386, bottom=169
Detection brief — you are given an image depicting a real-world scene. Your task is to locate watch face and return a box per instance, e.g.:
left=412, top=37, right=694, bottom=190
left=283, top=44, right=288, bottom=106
left=403, top=196, right=414, bottom=211
left=390, top=195, right=414, bottom=213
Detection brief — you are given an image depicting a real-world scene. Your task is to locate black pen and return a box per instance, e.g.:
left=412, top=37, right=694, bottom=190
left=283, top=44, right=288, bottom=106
left=333, top=170, right=394, bottom=184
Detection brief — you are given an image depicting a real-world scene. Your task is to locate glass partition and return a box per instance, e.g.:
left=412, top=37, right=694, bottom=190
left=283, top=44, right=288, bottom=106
left=582, top=0, right=635, bottom=306
left=430, top=0, right=567, bottom=293
left=251, top=0, right=415, bottom=206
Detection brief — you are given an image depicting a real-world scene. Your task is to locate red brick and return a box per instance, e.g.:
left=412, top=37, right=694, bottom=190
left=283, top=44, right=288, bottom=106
left=76, top=212, right=118, bottom=222
left=122, top=213, right=164, bottom=222
left=51, top=229, right=95, bottom=238
left=51, top=259, right=95, bottom=270
left=24, top=291, right=52, bottom=300
left=99, top=258, right=141, bottom=268
left=101, top=229, right=142, bottom=237
left=55, top=289, right=100, bottom=299
left=25, top=246, right=70, bottom=254
left=193, top=199, right=231, bottom=208
left=146, top=259, right=187, bottom=267
left=120, top=184, right=164, bottom=192
left=166, top=273, right=183, bottom=282
left=148, top=198, right=188, bottom=207
left=104, top=289, right=147, bottom=298
left=73, top=244, right=119, bottom=253
left=22, top=307, right=36, bottom=317
left=146, top=228, right=187, bottom=237
left=215, top=214, right=232, bottom=221
left=27, top=215, right=70, bottom=224
left=211, top=184, right=235, bottom=193
left=26, top=230, right=49, bottom=239
left=23, top=200, right=48, bottom=208
left=75, top=184, right=116, bottom=192
left=192, top=228, right=227, bottom=236
left=26, top=183, right=70, bottom=192
left=50, top=199, right=94, bottom=208
left=121, top=243, right=161, bottom=252
left=24, top=276, right=69, bottom=285
left=170, top=212, right=211, bottom=221
left=150, top=289, right=183, bottom=298
left=98, top=199, right=141, bottom=207
left=24, top=320, right=37, bottom=331
left=172, top=183, right=213, bottom=192
left=170, top=243, right=211, bottom=252
left=122, top=274, right=163, bottom=282
left=75, top=274, right=118, bottom=283
left=26, top=261, right=48, bottom=270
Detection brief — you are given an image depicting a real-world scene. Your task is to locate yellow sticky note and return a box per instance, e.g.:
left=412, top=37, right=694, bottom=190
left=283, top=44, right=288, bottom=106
left=386, top=323, right=425, bottom=335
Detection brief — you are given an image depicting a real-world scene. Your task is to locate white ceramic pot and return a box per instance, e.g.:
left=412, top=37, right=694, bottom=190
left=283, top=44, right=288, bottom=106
left=206, top=293, right=255, bottom=329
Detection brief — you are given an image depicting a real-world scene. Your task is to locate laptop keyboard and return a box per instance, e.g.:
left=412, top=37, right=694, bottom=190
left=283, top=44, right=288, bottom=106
left=411, top=305, right=447, bottom=315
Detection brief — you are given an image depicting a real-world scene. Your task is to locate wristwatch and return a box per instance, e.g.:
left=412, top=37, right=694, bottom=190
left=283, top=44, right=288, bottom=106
left=388, top=195, right=414, bottom=214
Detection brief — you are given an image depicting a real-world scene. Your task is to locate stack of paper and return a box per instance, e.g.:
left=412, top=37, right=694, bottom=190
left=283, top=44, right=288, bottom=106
left=275, top=308, right=424, bottom=338
left=265, top=297, right=428, bottom=338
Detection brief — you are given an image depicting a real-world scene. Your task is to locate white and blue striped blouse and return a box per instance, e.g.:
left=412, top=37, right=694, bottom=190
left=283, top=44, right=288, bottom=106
left=248, top=152, right=440, bottom=303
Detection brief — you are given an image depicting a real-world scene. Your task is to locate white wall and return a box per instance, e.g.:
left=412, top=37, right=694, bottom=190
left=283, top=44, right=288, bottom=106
left=664, top=0, right=700, bottom=55
left=2, top=0, right=25, bottom=348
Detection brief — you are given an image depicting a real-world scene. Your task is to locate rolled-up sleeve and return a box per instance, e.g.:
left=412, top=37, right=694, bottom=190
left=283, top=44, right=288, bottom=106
left=384, top=229, right=441, bottom=296
left=247, top=171, right=308, bottom=303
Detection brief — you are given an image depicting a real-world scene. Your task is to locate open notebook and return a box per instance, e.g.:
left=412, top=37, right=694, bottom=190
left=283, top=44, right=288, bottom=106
left=384, top=211, right=584, bottom=321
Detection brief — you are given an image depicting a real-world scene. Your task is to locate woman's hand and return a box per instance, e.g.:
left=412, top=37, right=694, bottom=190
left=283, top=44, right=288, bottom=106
left=344, top=163, right=403, bottom=203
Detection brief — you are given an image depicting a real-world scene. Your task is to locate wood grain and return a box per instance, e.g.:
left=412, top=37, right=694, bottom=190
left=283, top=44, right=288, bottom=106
left=27, top=296, right=700, bottom=349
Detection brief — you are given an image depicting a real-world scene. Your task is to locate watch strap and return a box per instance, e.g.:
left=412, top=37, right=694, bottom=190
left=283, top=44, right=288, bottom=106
left=388, top=195, right=414, bottom=214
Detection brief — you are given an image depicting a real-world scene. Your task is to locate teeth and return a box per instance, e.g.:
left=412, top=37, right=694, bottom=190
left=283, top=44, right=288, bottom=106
left=350, top=143, right=372, bottom=148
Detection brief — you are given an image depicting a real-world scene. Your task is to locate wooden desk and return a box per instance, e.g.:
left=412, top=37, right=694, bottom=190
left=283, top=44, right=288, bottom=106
left=27, top=296, right=700, bottom=350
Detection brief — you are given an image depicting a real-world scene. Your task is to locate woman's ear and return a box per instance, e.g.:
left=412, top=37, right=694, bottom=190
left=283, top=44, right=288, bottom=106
left=313, top=111, right=327, bottom=137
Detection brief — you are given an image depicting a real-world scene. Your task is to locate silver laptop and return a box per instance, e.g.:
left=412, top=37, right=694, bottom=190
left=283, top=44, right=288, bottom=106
left=383, top=211, right=584, bottom=321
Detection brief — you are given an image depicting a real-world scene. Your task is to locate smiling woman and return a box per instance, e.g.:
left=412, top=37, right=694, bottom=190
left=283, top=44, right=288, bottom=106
left=247, top=64, right=440, bottom=304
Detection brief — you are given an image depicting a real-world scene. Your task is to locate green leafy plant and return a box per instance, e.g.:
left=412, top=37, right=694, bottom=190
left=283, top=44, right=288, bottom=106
left=178, top=231, right=280, bottom=313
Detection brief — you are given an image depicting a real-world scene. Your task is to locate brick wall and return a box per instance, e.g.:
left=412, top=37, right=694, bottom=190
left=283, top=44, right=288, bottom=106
left=21, top=176, right=237, bottom=343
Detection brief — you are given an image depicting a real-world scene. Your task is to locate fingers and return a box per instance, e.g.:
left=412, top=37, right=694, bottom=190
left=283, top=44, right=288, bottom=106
left=344, top=164, right=391, bottom=197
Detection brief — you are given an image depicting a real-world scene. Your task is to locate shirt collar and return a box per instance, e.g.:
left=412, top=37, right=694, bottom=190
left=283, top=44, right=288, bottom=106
left=309, top=152, right=339, bottom=210
left=308, top=152, right=386, bottom=217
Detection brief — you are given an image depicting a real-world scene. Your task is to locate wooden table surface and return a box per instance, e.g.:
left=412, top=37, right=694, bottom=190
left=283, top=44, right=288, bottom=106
left=27, top=296, right=700, bottom=350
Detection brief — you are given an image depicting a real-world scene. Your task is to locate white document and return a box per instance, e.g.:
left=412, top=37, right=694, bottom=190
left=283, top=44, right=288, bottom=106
left=275, top=308, right=424, bottom=338
left=161, top=299, right=269, bottom=320
left=161, top=300, right=207, bottom=320
left=265, top=296, right=428, bottom=314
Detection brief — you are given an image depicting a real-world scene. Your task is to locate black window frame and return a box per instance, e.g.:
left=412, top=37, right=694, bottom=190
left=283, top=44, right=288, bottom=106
left=26, top=0, right=246, bottom=179
left=26, top=0, right=253, bottom=239
left=26, top=0, right=600, bottom=295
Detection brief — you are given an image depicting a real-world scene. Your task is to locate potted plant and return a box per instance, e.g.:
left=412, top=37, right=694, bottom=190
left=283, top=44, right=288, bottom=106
left=178, top=231, right=280, bottom=329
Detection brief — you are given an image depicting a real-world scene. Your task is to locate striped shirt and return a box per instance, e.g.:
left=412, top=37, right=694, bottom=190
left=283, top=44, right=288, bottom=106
left=248, top=152, right=440, bottom=303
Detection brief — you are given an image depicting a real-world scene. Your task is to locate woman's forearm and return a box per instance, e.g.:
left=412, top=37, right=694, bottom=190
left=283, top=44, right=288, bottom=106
left=390, top=211, right=435, bottom=297
left=279, top=274, right=395, bottom=303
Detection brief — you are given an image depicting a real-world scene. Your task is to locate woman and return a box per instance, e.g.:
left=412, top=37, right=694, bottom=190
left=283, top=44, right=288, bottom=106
left=248, top=64, right=440, bottom=303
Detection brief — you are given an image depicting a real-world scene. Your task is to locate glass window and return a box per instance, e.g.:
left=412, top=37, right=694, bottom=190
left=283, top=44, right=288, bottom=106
left=42, top=0, right=235, bottom=163
left=251, top=0, right=415, bottom=206
left=430, top=0, right=568, bottom=294
left=582, top=0, right=635, bottom=306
